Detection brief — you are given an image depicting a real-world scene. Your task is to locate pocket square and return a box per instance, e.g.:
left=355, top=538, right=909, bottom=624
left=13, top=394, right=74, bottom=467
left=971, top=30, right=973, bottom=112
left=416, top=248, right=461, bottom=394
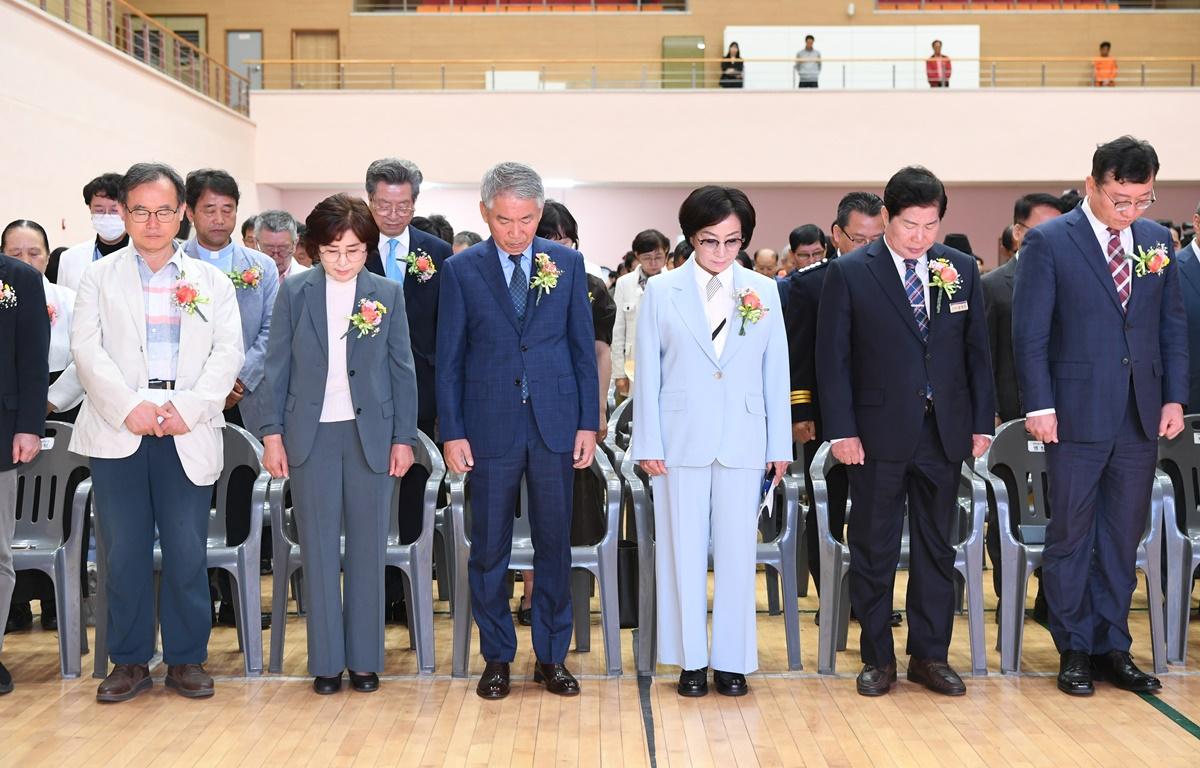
left=949, top=301, right=969, bottom=313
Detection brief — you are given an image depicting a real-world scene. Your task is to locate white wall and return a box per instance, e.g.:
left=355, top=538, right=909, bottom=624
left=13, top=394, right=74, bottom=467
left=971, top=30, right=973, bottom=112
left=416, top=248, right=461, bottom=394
left=0, top=0, right=256, bottom=250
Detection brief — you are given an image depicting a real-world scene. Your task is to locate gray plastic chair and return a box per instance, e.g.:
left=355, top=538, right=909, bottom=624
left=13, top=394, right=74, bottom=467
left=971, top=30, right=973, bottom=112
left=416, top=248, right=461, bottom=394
left=92, top=424, right=268, bottom=677
left=622, top=454, right=803, bottom=674
left=12, top=421, right=90, bottom=678
left=1153, top=416, right=1200, bottom=664
left=601, top=397, right=633, bottom=470
left=980, top=419, right=1167, bottom=674
left=269, top=431, right=444, bottom=674
left=449, top=449, right=624, bottom=678
left=810, top=442, right=988, bottom=676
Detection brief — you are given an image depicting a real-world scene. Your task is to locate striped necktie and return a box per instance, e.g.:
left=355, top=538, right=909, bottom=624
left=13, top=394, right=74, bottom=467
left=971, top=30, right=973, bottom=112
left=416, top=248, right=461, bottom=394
left=1107, top=227, right=1131, bottom=311
left=903, top=259, right=929, bottom=343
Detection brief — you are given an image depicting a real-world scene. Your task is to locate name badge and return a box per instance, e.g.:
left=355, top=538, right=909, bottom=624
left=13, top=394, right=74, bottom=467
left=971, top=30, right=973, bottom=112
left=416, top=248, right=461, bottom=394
left=1027, top=441, right=1045, bottom=453
left=40, top=437, right=54, bottom=451
left=949, top=301, right=969, bottom=313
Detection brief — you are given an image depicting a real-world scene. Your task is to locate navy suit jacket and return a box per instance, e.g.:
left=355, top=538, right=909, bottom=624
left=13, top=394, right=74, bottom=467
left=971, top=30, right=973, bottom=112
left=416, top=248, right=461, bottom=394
left=366, top=227, right=452, bottom=424
left=1176, top=242, right=1200, bottom=411
left=0, top=255, right=50, bottom=472
left=816, top=239, right=994, bottom=463
left=436, top=236, right=598, bottom=458
left=1013, top=206, right=1188, bottom=442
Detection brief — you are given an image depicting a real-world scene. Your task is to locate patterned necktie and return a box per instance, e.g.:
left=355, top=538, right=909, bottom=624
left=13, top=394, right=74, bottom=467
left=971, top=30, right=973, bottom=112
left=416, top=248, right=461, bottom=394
left=509, top=254, right=529, bottom=401
left=706, top=273, right=721, bottom=301
left=1107, top=227, right=1131, bottom=311
left=903, top=259, right=929, bottom=343
left=384, top=238, right=401, bottom=282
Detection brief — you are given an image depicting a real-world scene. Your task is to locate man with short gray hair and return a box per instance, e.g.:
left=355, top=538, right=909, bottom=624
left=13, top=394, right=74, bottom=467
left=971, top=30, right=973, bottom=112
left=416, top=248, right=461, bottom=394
left=255, top=210, right=307, bottom=281
left=437, top=161, right=598, bottom=700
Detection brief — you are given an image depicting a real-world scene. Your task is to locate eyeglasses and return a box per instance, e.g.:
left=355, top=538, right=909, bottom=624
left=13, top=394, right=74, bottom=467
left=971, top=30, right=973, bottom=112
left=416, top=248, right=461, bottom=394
left=636, top=251, right=667, bottom=263
left=317, top=244, right=368, bottom=263
left=1098, top=185, right=1156, bottom=214
left=259, top=245, right=294, bottom=257
left=371, top=202, right=414, bottom=216
left=835, top=227, right=871, bottom=248
left=695, top=237, right=744, bottom=254
left=127, top=207, right=179, bottom=223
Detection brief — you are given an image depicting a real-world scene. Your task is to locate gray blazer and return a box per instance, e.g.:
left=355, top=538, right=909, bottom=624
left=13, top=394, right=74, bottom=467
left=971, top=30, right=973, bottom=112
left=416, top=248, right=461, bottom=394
left=259, top=267, right=418, bottom=473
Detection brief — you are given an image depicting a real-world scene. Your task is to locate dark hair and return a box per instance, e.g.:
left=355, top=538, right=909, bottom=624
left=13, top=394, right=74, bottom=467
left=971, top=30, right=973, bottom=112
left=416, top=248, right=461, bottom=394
left=943, top=233, right=973, bottom=255
left=453, top=230, right=482, bottom=249
left=82, top=173, right=123, bottom=205
left=883, top=166, right=947, bottom=219
left=632, top=229, right=670, bottom=255
left=304, top=194, right=380, bottom=263
left=1, top=219, right=50, bottom=253
left=241, top=216, right=257, bottom=238
left=119, top=162, right=185, bottom=207
left=805, top=34, right=815, bottom=42
left=623, top=250, right=637, bottom=270
left=726, top=42, right=741, bottom=58
left=834, top=191, right=884, bottom=230
left=1100, top=41, right=1111, bottom=49
left=537, top=200, right=580, bottom=248
left=932, top=39, right=942, bottom=46
left=1060, top=188, right=1082, bottom=211
left=1091, top=135, right=1159, bottom=185
left=670, top=239, right=693, bottom=267
left=427, top=214, right=454, bottom=244
left=1013, top=193, right=1065, bottom=225
left=1001, top=224, right=1016, bottom=252
left=678, top=185, right=756, bottom=244
left=789, top=224, right=826, bottom=251
left=185, top=169, right=240, bottom=210
left=410, top=216, right=436, bottom=237
left=47, top=246, right=67, bottom=283
left=735, top=251, right=753, bottom=269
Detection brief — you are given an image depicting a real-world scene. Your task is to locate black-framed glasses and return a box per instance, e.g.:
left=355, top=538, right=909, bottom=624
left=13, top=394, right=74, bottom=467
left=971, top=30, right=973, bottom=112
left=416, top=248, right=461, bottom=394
left=317, top=244, right=368, bottom=263
left=1098, top=185, right=1155, bottom=213
left=127, top=207, right=179, bottom=223
left=696, top=237, right=744, bottom=254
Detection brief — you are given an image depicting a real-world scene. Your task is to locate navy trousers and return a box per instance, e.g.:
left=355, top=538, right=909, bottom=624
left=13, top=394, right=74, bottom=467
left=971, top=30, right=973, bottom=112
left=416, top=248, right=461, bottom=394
left=91, top=437, right=213, bottom=665
left=469, top=404, right=575, bottom=664
left=1043, top=391, right=1156, bottom=654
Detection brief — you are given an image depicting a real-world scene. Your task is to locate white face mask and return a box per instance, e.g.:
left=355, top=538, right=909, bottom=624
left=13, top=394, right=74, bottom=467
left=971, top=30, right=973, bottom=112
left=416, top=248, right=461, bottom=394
left=92, top=213, right=126, bottom=242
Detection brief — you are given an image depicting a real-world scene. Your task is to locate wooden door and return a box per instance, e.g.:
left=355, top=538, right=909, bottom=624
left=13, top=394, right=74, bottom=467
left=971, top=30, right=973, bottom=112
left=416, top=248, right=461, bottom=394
left=292, top=30, right=339, bottom=89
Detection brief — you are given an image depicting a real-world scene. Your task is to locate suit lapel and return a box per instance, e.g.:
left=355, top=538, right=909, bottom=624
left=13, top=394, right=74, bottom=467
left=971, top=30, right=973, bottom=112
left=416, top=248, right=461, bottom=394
left=718, top=265, right=748, bottom=366
left=347, top=270, right=376, bottom=367
left=118, top=250, right=148, bottom=355
left=474, top=238, right=521, bottom=333
left=670, top=260, right=720, bottom=367
left=1065, top=207, right=1125, bottom=315
left=866, top=239, right=924, bottom=344
left=521, top=239, right=548, bottom=333
left=303, top=268, right=329, bottom=360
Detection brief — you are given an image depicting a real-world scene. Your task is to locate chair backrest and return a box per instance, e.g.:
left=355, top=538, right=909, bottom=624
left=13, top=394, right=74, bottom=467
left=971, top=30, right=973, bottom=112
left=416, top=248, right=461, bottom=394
left=984, top=419, right=1050, bottom=545
left=386, top=430, right=447, bottom=548
left=809, top=442, right=842, bottom=548
left=13, top=421, right=89, bottom=549
left=603, top=397, right=632, bottom=465
left=211, top=424, right=269, bottom=544
left=1156, top=413, right=1200, bottom=537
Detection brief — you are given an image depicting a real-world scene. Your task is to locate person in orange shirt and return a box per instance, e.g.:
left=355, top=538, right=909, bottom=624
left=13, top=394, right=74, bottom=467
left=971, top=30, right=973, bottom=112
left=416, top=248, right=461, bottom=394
left=1093, top=41, right=1117, bottom=87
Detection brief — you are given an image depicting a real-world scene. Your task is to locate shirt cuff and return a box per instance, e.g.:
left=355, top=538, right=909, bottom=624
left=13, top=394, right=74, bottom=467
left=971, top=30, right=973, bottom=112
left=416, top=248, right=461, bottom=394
left=1026, top=408, right=1056, bottom=417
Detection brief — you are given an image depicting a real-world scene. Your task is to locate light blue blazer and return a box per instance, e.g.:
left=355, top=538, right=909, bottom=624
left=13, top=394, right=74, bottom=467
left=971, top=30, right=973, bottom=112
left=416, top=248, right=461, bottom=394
left=630, top=258, right=791, bottom=469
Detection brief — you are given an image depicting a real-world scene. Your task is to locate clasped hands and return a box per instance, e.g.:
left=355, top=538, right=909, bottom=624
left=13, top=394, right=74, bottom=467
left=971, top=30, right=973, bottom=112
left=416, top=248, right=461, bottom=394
left=124, top=400, right=190, bottom=437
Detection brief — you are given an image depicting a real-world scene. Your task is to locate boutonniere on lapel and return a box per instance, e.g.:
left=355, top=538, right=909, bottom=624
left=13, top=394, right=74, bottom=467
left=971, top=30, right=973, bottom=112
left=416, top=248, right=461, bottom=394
left=1131, top=243, right=1170, bottom=277
left=530, top=252, right=560, bottom=305
left=345, top=298, right=388, bottom=339
left=227, top=265, right=264, bottom=290
left=928, top=258, right=962, bottom=312
left=0, top=281, right=15, bottom=309
left=47, top=304, right=58, bottom=326
left=405, top=249, right=437, bottom=283
left=172, top=274, right=209, bottom=321
left=735, top=288, right=769, bottom=336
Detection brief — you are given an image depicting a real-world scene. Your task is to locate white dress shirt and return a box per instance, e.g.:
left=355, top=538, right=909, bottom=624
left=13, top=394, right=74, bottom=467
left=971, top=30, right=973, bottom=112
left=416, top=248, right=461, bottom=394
left=693, top=262, right=735, bottom=358
left=1192, top=239, right=1200, bottom=262
left=44, top=278, right=85, bottom=412
left=379, top=228, right=410, bottom=285
left=319, top=276, right=358, bottom=423
left=281, top=258, right=309, bottom=280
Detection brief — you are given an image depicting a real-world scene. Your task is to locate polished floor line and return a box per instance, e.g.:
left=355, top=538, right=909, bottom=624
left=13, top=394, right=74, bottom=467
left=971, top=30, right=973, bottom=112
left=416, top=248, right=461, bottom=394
left=1141, top=693, right=1200, bottom=741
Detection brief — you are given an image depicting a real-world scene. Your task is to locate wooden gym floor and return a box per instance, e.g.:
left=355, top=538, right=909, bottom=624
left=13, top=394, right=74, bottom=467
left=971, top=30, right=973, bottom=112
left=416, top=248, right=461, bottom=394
left=2, top=572, right=1200, bottom=767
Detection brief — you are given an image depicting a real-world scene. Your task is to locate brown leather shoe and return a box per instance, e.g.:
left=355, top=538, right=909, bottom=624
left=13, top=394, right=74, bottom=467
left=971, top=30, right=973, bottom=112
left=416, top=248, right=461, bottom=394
left=477, top=661, right=511, bottom=700
left=533, top=662, right=580, bottom=697
left=856, top=662, right=897, bottom=696
left=165, top=663, right=215, bottom=699
left=96, top=663, right=152, bottom=702
left=907, top=657, right=966, bottom=696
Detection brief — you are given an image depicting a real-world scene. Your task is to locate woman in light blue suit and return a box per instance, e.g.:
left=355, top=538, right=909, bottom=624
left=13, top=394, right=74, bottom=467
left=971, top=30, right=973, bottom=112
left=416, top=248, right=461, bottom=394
left=260, top=195, right=419, bottom=695
left=630, top=187, right=791, bottom=697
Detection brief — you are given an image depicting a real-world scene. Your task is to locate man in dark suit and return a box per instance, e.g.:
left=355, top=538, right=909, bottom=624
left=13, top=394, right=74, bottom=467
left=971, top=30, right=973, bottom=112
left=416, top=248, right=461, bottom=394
left=1014, top=136, right=1187, bottom=697
left=817, top=167, right=994, bottom=697
left=782, top=194, right=885, bottom=605
left=437, top=162, right=598, bottom=700
left=981, top=192, right=1064, bottom=606
left=1176, top=202, right=1200, bottom=410
left=364, top=158, right=453, bottom=622
left=0, top=252, right=50, bottom=695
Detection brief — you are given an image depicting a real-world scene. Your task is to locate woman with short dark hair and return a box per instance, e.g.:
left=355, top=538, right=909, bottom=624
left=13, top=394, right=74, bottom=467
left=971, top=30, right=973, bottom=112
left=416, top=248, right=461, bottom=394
left=720, top=42, right=744, bottom=89
left=260, top=194, right=419, bottom=695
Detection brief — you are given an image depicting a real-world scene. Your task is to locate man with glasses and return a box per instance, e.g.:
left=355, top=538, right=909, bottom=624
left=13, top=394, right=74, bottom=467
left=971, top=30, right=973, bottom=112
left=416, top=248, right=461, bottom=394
left=69, top=162, right=243, bottom=702
left=1014, top=136, right=1184, bottom=697
left=56, top=173, right=131, bottom=292
left=256, top=210, right=308, bottom=281
left=611, top=229, right=670, bottom=403
left=364, top=158, right=452, bottom=623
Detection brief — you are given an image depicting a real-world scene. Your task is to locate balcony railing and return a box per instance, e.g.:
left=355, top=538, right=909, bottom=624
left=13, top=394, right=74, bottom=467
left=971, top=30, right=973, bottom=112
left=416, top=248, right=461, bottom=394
left=876, top=0, right=1200, bottom=9
left=26, top=0, right=250, bottom=115
left=248, top=56, right=1200, bottom=91
left=352, top=0, right=686, bottom=11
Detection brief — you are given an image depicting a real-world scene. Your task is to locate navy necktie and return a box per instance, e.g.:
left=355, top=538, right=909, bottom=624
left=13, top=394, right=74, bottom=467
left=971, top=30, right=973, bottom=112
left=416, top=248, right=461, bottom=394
left=509, top=254, right=529, bottom=401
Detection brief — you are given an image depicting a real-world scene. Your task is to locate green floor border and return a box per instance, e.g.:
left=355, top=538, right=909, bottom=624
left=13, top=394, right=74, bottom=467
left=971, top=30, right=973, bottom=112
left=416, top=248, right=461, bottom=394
left=1139, top=692, right=1200, bottom=740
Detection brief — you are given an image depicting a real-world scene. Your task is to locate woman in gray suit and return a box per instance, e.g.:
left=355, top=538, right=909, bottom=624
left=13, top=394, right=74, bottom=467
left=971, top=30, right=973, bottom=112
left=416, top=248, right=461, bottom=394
left=261, top=194, right=418, bottom=694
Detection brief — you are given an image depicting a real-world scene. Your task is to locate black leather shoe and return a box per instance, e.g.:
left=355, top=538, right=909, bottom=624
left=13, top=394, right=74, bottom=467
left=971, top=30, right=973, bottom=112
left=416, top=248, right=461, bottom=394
left=40, top=601, right=57, bottom=631
left=477, top=661, right=511, bottom=700
left=385, top=600, right=409, bottom=626
left=5, top=602, right=32, bottom=634
left=517, top=604, right=533, bottom=627
left=0, top=661, right=12, bottom=695
left=533, top=662, right=580, bottom=696
left=677, top=667, right=708, bottom=697
left=1057, top=650, right=1094, bottom=696
left=349, top=671, right=379, bottom=693
left=713, top=670, right=749, bottom=697
left=1092, top=651, right=1161, bottom=693
left=907, top=658, right=966, bottom=696
left=856, top=662, right=897, bottom=696
left=889, top=611, right=903, bottom=627
left=313, top=673, right=342, bottom=695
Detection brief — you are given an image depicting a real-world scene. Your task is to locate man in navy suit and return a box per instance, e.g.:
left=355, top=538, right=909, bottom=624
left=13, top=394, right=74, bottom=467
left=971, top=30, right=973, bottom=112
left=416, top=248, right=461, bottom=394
left=1014, top=136, right=1187, bottom=696
left=364, top=158, right=453, bottom=622
left=817, top=166, right=994, bottom=697
left=1176, top=202, right=1200, bottom=410
left=437, top=162, right=598, bottom=700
